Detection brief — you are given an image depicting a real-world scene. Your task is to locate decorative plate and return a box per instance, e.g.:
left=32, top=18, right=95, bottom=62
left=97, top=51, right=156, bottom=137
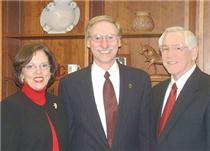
left=40, top=0, right=80, bottom=34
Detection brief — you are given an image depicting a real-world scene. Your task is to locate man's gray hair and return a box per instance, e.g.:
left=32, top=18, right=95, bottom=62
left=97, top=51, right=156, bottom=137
left=159, top=26, right=197, bottom=49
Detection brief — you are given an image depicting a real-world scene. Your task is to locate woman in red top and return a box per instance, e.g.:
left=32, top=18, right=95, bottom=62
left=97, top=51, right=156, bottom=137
left=1, top=43, right=68, bottom=151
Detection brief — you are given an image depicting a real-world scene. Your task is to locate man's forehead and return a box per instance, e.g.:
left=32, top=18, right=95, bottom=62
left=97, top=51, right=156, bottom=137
left=164, top=32, right=184, bottom=43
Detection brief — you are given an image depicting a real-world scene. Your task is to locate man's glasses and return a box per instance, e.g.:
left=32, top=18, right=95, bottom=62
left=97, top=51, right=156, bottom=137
left=159, top=44, right=188, bottom=53
left=24, top=63, right=50, bottom=71
left=89, top=34, right=119, bottom=43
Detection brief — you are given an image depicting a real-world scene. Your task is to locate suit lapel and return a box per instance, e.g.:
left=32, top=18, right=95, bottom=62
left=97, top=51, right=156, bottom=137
left=113, top=64, right=141, bottom=145
left=158, top=67, right=200, bottom=142
left=75, top=67, right=107, bottom=145
left=113, top=66, right=129, bottom=141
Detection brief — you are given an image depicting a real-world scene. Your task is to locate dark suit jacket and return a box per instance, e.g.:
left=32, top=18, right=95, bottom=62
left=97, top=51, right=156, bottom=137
left=152, top=67, right=210, bottom=151
left=1, top=91, right=68, bottom=151
left=58, top=63, right=152, bottom=151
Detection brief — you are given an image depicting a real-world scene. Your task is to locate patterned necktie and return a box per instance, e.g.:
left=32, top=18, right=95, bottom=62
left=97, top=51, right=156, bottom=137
left=158, top=83, right=177, bottom=137
left=103, top=71, right=118, bottom=147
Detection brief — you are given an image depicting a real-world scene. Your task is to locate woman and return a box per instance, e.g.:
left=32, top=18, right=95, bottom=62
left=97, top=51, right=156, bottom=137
left=1, top=43, right=68, bottom=151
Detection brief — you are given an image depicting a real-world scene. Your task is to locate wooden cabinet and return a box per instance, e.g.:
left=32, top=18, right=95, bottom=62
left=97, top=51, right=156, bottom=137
left=2, top=0, right=204, bottom=99
left=2, top=0, right=89, bottom=97
left=103, top=1, right=196, bottom=85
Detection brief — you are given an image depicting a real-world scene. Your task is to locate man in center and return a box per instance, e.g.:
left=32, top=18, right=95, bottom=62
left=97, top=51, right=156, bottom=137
left=59, top=15, right=152, bottom=151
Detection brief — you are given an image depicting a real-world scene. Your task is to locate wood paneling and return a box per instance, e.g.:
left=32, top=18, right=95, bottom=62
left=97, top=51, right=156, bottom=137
left=104, top=1, right=196, bottom=84
left=2, top=0, right=210, bottom=99
left=203, top=1, right=210, bottom=74
left=0, top=0, right=2, bottom=100
left=2, top=0, right=88, bottom=98
left=3, top=1, right=21, bottom=35
left=196, top=1, right=210, bottom=75
left=89, top=0, right=104, bottom=18
left=104, top=1, right=187, bottom=34
left=21, top=1, right=45, bottom=35
left=2, top=38, right=21, bottom=98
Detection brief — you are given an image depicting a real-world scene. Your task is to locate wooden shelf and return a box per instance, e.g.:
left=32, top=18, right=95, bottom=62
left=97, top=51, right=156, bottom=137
left=150, top=74, right=169, bottom=82
left=4, top=33, right=85, bottom=39
left=4, top=32, right=162, bottom=40
left=122, top=32, right=162, bottom=38
left=3, top=76, right=14, bottom=81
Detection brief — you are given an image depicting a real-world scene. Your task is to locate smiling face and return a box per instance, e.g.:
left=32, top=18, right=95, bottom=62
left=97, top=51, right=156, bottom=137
left=87, top=21, right=121, bottom=70
left=161, top=32, right=198, bottom=80
left=21, top=50, right=51, bottom=91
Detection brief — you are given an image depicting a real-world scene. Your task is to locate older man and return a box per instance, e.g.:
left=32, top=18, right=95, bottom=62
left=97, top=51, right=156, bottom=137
left=152, top=26, right=210, bottom=151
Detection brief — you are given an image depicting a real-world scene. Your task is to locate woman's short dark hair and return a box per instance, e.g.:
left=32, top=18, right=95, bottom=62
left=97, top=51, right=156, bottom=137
left=13, top=43, right=57, bottom=88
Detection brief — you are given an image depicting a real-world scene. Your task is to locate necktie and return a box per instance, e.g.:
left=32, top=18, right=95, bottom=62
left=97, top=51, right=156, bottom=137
left=158, top=83, right=177, bottom=137
left=103, top=71, right=118, bottom=147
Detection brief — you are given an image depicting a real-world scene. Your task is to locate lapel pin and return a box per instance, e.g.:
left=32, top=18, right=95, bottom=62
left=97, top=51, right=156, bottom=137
left=128, top=83, right=133, bottom=89
left=53, top=103, right=58, bottom=109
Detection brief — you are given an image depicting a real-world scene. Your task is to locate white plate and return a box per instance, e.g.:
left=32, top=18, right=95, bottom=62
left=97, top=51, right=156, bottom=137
left=40, top=1, right=80, bottom=34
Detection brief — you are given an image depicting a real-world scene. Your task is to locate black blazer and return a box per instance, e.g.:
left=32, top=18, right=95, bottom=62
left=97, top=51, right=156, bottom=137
left=1, top=91, right=68, bottom=151
left=152, top=67, right=210, bottom=151
left=59, top=63, right=152, bottom=151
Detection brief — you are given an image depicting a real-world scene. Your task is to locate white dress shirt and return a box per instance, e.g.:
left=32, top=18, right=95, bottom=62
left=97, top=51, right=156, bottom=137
left=91, top=61, right=120, bottom=136
left=161, top=65, right=196, bottom=114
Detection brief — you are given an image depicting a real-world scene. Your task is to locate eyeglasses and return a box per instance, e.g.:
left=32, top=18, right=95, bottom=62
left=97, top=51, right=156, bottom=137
left=89, top=34, right=119, bottom=43
left=159, top=44, right=188, bottom=53
left=24, top=63, right=50, bottom=71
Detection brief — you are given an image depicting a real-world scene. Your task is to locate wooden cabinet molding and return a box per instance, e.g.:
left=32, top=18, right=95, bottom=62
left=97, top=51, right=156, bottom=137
left=0, top=0, right=2, bottom=100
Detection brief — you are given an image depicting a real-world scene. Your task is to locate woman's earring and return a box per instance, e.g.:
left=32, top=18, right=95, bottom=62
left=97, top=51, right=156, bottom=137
left=20, top=75, right=24, bottom=83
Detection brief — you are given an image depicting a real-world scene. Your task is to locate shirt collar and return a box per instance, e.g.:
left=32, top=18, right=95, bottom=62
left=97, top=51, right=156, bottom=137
left=92, top=62, right=105, bottom=78
left=107, top=61, right=119, bottom=77
left=92, top=61, right=119, bottom=77
left=170, top=64, right=196, bottom=89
